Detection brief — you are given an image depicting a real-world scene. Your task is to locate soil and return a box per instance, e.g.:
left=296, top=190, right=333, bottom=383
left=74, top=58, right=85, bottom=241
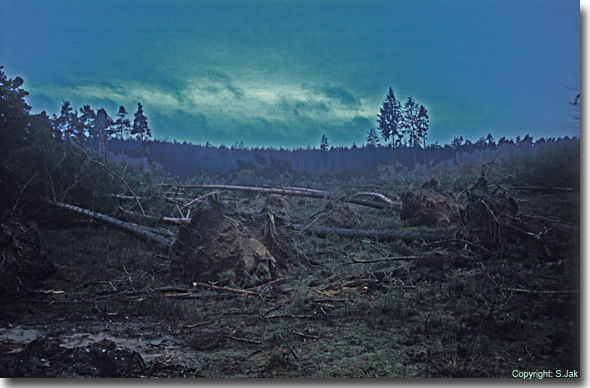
left=0, top=181, right=580, bottom=378
left=0, top=317, right=204, bottom=377
left=169, top=200, right=294, bottom=288
left=400, top=178, right=459, bottom=227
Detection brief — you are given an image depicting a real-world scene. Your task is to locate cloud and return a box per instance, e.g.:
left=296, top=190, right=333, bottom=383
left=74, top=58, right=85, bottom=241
left=320, top=85, right=360, bottom=108
left=29, top=75, right=380, bottom=147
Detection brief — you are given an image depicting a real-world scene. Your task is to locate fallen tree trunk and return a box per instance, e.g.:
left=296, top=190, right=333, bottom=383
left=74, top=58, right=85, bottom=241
left=288, top=222, right=453, bottom=243
left=110, top=194, right=237, bottom=206
left=511, top=186, right=574, bottom=192
left=140, top=211, right=450, bottom=244
left=47, top=201, right=174, bottom=247
left=160, top=184, right=401, bottom=210
left=161, top=217, right=191, bottom=226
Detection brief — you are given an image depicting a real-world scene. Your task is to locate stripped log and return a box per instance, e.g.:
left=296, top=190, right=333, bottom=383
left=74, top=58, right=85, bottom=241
left=47, top=201, right=174, bottom=247
left=160, top=184, right=401, bottom=210
left=350, top=192, right=399, bottom=206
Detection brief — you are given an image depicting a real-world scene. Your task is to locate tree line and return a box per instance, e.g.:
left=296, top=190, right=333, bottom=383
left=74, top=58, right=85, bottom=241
left=0, top=66, right=580, bottom=187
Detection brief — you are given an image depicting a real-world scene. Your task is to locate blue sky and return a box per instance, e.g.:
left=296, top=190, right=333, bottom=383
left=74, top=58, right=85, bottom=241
left=0, top=0, right=580, bottom=148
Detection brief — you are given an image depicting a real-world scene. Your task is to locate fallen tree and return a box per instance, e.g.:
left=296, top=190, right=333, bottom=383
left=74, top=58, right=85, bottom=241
left=47, top=201, right=175, bottom=247
left=288, top=222, right=453, bottom=243
left=159, top=184, right=401, bottom=210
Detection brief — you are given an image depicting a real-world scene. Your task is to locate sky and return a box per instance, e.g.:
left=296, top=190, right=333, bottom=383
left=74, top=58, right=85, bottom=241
left=0, top=0, right=581, bottom=149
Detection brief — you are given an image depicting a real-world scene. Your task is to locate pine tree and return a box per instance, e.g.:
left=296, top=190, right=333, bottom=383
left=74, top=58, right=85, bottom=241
left=377, top=87, right=402, bottom=147
left=56, top=101, right=85, bottom=146
left=320, top=134, right=329, bottom=169
left=320, top=134, right=329, bottom=151
left=93, top=108, right=113, bottom=159
left=366, top=128, right=380, bottom=148
left=115, top=106, right=131, bottom=156
left=402, top=96, right=421, bottom=148
left=416, top=105, right=429, bottom=150
left=79, top=105, right=96, bottom=149
left=131, top=103, right=151, bottom=168
left=0, top=67, right=32, bottom=154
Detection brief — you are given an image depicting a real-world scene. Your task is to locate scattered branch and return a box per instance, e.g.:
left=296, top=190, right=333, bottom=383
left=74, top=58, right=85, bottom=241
left=345, top=256, right=422, bottom=264
left=78, top=147, right=146, bottom=215
left=191, top=281, right=261, bottom=296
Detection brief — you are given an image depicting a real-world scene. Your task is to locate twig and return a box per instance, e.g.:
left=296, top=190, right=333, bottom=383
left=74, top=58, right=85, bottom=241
left=184, top=320, right=215, bottom=328
left=181, top=191, right=220, bottom=209
left=265, top=314, right=315, bottom=319
left=289, top=330, right=320, bottom=340
left=78, top=147, right=146, bottom=215
left=192, top=281, right=260, bottom=296
left=503, top=288, right=579, bottom=295
left=244, top=278, right=285, bottom=291
left=345, top=256, right=422, bottom=264
left=319, top=306, right=333, bottom=326
left=224, top=335, right=262, bottom=345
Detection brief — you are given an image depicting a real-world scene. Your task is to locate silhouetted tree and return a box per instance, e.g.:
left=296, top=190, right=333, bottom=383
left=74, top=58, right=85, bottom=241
left=55, top=101, right=85, bottom=145
left=93, top=108, right=113, bottom=159
left=115, top=106, right=131, bottom=156
left=570, top=92, right=580, bottom=129
left=0, top=67, right=32, bottom=155
left=131, top=103, right=151, bottom=168
left=377, top=87, right=403, bottom=146
left=320, top=134, right=329, bottom=151
left=416, top=105, right=429, bottom=149
left=79, top=105, right=96, bottom=145
left=366, top=128, right=380, bottom=148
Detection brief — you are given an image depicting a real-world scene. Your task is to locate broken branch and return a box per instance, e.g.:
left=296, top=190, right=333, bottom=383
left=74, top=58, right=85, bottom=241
left=191, top=281, right=260, bottom=296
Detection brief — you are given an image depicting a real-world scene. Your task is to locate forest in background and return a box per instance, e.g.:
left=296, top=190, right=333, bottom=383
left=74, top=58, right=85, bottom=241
left=0, top=66, right=580, bottom=218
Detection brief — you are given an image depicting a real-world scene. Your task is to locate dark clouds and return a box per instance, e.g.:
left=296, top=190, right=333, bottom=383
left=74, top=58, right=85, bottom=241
left=0, top=0, right=580, bottom=147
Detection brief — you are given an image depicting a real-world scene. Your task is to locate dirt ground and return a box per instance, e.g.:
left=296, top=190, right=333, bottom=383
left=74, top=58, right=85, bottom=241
left=0, top=187, right=581, bottom=378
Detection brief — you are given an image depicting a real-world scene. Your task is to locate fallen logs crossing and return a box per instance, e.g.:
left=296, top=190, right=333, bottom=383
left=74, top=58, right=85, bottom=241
left=48, top=201, right=452, bottom=249
left=159, top=183, right=401, bottom=210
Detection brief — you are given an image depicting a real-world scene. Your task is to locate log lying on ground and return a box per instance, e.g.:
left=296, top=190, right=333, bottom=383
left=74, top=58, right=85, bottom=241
left=47, top=201, right=174, bottom=247
left=134, top=211, right=450, bottom=244
left=160, top=184, right=401, bottom=210
left=511, top=186, right=574, bottom=192
left=110, top=194, right=238, bottom=206
left=286, top=219, right=453, bottom=243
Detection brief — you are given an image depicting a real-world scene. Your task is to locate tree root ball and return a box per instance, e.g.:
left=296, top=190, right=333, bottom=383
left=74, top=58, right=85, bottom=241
left=169, top=202, right=290, bottom=288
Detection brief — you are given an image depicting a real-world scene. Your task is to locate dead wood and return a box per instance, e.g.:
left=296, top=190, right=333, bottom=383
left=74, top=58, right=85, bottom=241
left=350, top=192, right=400, bottom=206
left=161, top=184, right=399, bottom=209
left=346, top=256, right=422, bottom=264
left=287, top=222, right=453, bottom=243
left=47, top=201, right=174, bottom=247
left=511, top=186, right=574, bottom=192
left=78, top=148, right=146, bottom=215
left=160, top=217, right=191, bottom=226
left=503, top=288, right=579, bottom=295
left=191, top=281, right=261, bottom=296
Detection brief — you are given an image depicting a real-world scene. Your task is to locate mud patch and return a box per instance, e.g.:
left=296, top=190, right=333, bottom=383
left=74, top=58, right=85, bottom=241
left=0, top=319, right=205, bottom=378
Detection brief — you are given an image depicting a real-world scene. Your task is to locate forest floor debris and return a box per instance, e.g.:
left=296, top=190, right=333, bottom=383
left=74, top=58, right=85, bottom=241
left=0, top=178, right=580, bottom=378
